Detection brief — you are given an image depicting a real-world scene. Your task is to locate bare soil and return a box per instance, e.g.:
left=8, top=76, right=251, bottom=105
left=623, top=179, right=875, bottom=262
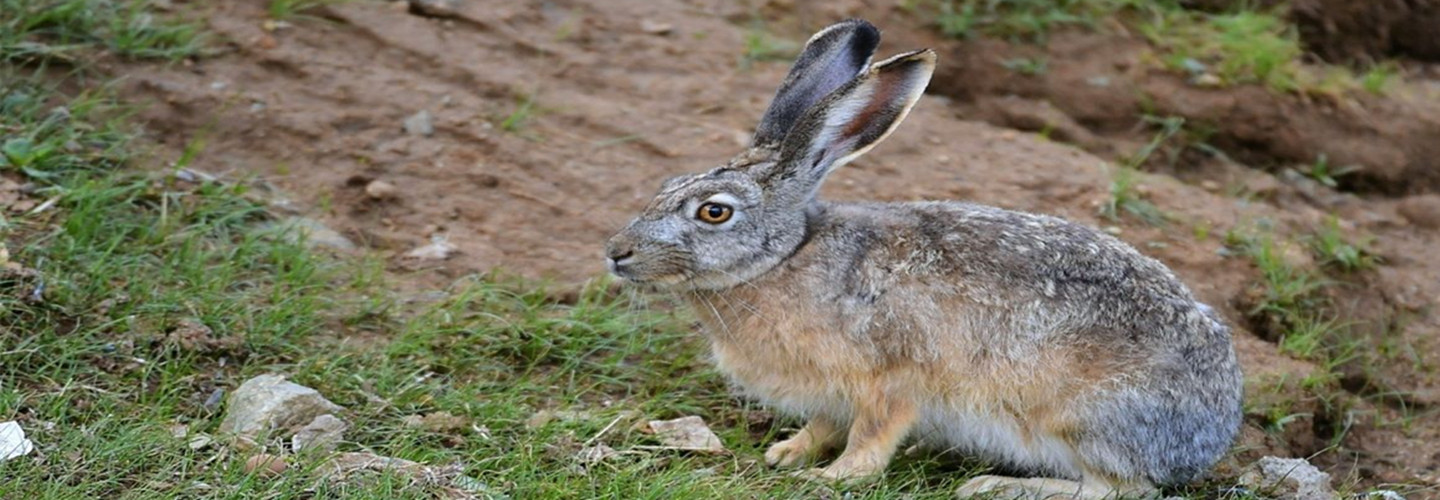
left=114, top=0, right=1440, bottom=494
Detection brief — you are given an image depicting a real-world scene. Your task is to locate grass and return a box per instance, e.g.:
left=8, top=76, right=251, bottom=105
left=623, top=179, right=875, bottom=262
left=916, top=0, right=1151, bottom=43
left=1300, top=153, right=1358, bottom=189
left=1225, top=229, right=1335, bottom=351
left=1359, top=63, right=1399, bottom=95
left=0, top=6, right=992, bottom=499
left=739, top=22, right=799, bottom=70
left=267, top=0, right=350, bottom=20
left=912, top=0, right=1405, bottom=97
left=1001, top=56, right=1048, bottom=76
left=0, top=74, right=1006, bottom=499
left=0, top=0, right=203, bottom=64
left=1142, top=8, right=1304, bottom=93
left=1099, top=116, right=1182, bottom=225
left=1307, top=216, right=1377, bottom=273
left=499, top=91, right=538, bottom=134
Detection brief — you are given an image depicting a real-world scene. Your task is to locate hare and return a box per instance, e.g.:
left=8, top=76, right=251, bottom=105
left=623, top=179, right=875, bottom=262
left=604, top=19, right=1242, bottom=499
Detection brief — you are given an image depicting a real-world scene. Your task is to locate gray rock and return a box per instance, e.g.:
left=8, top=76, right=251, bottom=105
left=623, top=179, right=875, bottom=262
left=408, top=0, right=459, bottom=18
left=1238, top=456, right=1337, bottom=500
left=220, top=374, right=344, bottom=441
left=403, top=110, right=434, bottom=137
left=644, top=415, right=725, bottom=453
left=267, top=217, right=356, bottom=251
left=576, top=444, right=618, bottom=464
left=0, top=421, right=33, bottom=461
left=292, top=414, right=348, bottom=452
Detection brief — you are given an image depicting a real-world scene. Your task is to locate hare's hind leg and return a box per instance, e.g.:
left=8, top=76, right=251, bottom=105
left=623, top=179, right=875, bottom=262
left=765, top=416, right=844, bottom=468
left=956, top=474, right=1156, bottom=500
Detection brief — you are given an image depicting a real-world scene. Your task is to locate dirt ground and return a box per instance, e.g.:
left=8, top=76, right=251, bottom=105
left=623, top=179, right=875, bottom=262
left=115, top=0, right=1440, bottom=494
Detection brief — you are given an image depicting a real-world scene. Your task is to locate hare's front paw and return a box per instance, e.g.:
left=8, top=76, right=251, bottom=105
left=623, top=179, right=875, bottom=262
left=764, top=436, right=815, bottom=468
left=765, top=419, right=841, bottom=468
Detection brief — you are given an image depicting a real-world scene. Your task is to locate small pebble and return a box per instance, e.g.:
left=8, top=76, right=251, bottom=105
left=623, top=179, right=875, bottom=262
left=404, top=110, right=434, bottom=137
left=244, top=454, right=288, bottom=478
left=365, top=180, right=399, bottom=200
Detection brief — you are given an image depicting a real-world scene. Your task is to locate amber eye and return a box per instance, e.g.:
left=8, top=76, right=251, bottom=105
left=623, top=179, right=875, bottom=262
left=695, top=202, right=734, bottom=224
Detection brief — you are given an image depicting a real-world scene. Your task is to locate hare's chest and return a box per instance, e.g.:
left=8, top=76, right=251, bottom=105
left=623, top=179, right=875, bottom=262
left=704, top=320, right=870, bottom=418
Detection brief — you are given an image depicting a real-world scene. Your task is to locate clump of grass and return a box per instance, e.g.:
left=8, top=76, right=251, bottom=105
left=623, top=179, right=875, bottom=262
left=1001, top=56, right=1048, bottom=76
left=267, top=0, right=350, bottom=20
left=1301, top=153, right=1358, bottom=188
left=0, top=0, right=203, bottom=63
left=1100, top=116, right=1183, bottom=225
left=739, top=23, right=799, bottom=69
left=1225, top=229, right=1343, bottom=361
left=1307, top=216, right=1377, bottom=273
left=1359, top=63, right=1399, bottom=95
left=1143, top=9, right=1303, bottom=92
left=499, top=90, right=543, bottom=141
left=924, top=0, right=1154, bottom=43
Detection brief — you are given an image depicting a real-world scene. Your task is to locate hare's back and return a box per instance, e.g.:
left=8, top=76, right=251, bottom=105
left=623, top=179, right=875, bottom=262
left=813, top=201, right=1206, bottom=343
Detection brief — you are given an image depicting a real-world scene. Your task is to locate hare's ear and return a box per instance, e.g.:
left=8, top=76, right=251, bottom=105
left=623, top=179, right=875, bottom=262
left=752, top=19, right=881, bottom=147
left=763, top=49, right=935, bottom=203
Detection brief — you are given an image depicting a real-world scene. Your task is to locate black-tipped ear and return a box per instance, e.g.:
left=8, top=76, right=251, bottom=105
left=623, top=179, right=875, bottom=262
left=761, top=49, right=936, bottom=204
left=751, top=19, right=881, bottom=147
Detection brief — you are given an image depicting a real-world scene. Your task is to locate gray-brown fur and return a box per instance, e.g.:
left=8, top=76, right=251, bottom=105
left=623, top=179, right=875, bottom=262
left=605, top=18, right=1242, bottom=496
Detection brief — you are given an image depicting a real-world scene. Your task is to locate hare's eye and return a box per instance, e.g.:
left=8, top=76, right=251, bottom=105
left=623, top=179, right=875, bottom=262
left=695, top=202, right=733, bottom=224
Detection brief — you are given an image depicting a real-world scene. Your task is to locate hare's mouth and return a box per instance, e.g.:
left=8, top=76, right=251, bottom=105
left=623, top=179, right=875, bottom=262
left=614, top=272, right=688, bottom=288
left=608, top=262, right=689, bottom=289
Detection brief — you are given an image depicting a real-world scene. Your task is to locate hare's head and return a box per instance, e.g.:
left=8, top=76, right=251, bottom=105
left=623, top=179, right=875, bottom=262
left=605, top=19, right=935, bottom=291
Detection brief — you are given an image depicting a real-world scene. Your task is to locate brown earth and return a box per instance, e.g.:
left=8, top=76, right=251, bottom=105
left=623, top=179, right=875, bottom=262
left=1291, top=0, right=1440, bottom=64
left=111, top=0, right=1440, bottom=495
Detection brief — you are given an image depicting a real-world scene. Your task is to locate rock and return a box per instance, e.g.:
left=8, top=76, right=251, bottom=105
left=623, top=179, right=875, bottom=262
left=220, top=374, right=344, bottom=441
left=203, top=388, right=225, bottom=412
left=407, top=0, right=459, bottom=18
left=322, top=451, right=425, bottom=476
left=1397, top=194, right=1440, bottom=229
left=640, top=19, right=673, bottom=35
left=525, top=409, right=596, bottom=429
left=166, top=318, right=242, bottom=354
left=244, top=453, right=288, bottom=478
left=364, top=179, right=398, bottom=200
left=268, top=217, right=356, bottom=251
left=0, top=421, right=34, bottom=462
left=402, top=235, right=457, bottom=260
left=576, top=444, right=618, bottom=464
left=1193, top=73, right=1224, bottom=87
left=187, top=434, right=214, bottom=451
left=292, top=414, right=347, bottom=452
left=403, top=109, right=434, bottom=137
left=643, top=416, right=725, bottom=454
left=1237, top=456, right=1337, bottom=500
left=319, top=451, right=500, bottom=497
left=401, top=411, right=467, bottom=432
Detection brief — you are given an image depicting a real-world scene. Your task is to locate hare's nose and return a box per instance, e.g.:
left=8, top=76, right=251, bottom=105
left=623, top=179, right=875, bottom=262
left=607, top=247, right=634, bottom=265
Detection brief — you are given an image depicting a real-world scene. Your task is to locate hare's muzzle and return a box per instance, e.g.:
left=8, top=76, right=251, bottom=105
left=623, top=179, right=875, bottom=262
left=604, top=236, right=637, bottom=279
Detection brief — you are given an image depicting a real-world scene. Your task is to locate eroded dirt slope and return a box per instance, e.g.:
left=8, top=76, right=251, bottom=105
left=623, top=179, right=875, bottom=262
left=117, top=0, right=1440, bottom=493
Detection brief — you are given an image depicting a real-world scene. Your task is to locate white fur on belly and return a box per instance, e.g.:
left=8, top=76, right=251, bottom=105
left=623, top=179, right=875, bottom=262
left=915, top=405, right=1082, bottom=479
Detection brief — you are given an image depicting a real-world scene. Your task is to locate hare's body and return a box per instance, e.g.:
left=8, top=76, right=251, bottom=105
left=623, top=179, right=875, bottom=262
left=687, top=201, right=1240, bottom=487
left=606, top=19, right=1242, bottom=498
